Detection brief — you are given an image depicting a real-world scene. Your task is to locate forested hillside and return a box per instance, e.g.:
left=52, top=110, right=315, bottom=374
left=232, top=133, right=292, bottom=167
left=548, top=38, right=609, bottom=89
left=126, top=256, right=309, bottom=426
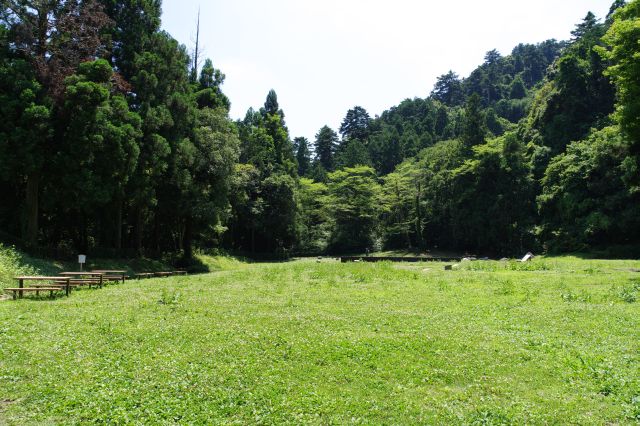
left=0, top=0, right=638, bottom=259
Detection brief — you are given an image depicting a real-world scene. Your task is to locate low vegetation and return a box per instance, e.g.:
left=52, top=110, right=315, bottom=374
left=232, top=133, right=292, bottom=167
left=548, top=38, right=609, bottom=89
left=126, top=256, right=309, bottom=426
left=0, top=257, right=638, bottom=424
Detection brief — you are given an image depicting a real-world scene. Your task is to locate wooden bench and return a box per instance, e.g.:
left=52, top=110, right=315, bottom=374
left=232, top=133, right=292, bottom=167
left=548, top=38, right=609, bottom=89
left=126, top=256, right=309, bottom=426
left=9, top=276, right=72, bottom=298
left=134, top=271, right=177, bottom=279
left=4, top=287, right=65, bottom=299
left=60, top=272, right=104, bottom=288
left=92, top=270, right=127, bottom=283
left=135, top=273, right=154, bottom=279
left=53, top=279, right=102, bottom=289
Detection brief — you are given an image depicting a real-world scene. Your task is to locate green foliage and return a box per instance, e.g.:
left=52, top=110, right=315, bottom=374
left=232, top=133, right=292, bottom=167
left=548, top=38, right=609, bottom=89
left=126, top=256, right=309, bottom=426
left=260, top=173, right=298, bottom=251
left=334, top=139, right=371, bottom=169
left=599, top=0, right=640, bottom=187
left=364, top=98, right=441, bottom=174
left=509, top=75, right=527, bottom=99
left=327, top=166, right=381, bottom=252
left=431, top=70, right=464, bottom=106
left=0, top=244, right=38, bottom=289
left=539, top=126, right=639, bottom=251
left=296, top=178, right=330, bottom=254
left=2, top=1, right=640, bottom=260
left=339, top=106, right=371, bottom=141
left=97, top=0, right=162, bottom=81
left=314, top=125, right=339, bottom=172
left=449, top=133, right=535, bottom=253
left=264, top=89, right=280, bottom=116
left=380, top=162, right=422, bottom=248
left=231, top=91, right=298, bottom=254
left=524, top=12, right=615, bottom=154
left=461, top=93, right=487, bottom=149
left=293, top=137, right=311, bottom=176
left=195, top=59, right=230, bottom=110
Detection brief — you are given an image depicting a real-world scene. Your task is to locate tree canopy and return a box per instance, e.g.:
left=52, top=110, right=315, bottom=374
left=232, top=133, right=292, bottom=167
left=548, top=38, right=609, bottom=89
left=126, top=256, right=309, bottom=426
left=1, top=0, right=638, bottom=259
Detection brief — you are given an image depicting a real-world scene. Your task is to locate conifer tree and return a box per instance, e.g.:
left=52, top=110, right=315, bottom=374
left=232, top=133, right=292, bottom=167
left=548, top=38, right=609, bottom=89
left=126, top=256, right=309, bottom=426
left=461, top=93, right=487, bottom=149
left=294, top=137, right=311, bottom=177
left=314, top=126, right=339, bottom=171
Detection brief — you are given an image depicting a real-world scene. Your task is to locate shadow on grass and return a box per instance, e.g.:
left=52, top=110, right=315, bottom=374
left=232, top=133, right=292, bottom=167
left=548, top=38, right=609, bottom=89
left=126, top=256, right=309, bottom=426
left=551, top=245, right=640, bottom=260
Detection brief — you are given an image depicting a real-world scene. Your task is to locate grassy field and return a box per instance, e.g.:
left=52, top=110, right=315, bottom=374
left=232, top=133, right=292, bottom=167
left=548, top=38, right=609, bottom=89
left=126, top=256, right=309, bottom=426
left=0, top=256, right=639, bottom=424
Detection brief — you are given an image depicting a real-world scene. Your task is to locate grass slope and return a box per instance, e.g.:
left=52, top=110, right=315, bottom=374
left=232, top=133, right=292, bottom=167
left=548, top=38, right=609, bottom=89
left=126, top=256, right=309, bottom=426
left=0, top=258, right=639, bottom=424
left=0, top=244, right=217, bottom=290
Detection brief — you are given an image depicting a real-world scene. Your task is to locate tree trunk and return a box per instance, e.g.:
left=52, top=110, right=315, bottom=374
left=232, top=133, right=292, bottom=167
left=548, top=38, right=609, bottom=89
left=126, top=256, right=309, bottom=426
left=251, top=226, right=256, bottom=254
left=415, top=181, right=423, bottom=248
left=25, top=173, right=39, bottom=246
left=183, top=216, right=193, bottom=260
left=115, top=199, right=123, bottom=250
left=135, top=208, right=143, bottom=255
left=80, top=213, right=88, bottom=252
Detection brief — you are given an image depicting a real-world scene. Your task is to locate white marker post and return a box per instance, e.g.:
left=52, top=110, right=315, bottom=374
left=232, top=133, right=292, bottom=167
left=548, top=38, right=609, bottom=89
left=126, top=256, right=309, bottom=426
left=78, top=254, right=86, bottom=271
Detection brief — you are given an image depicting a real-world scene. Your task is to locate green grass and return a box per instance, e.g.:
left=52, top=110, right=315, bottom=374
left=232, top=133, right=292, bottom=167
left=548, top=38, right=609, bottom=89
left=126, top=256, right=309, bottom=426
left=0, top=257, right=639, bottom=424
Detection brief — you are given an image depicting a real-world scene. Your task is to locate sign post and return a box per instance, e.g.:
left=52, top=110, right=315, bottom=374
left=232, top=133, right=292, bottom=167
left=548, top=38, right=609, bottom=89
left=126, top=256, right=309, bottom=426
left=78, top=254, right=86, bottom=271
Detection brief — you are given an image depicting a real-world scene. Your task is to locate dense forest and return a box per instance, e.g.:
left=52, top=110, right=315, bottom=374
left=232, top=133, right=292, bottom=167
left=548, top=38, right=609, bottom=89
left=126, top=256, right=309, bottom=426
left=0, top=0, right=639, bottom=260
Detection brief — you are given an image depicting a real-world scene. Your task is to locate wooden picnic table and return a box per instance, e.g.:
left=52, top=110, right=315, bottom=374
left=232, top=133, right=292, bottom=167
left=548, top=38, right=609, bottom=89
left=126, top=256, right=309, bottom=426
left=91, top=270, right=127, bottom=283
left=9, top=276, right=72, bottom=298
left=60, top=272, right=104, bottom=288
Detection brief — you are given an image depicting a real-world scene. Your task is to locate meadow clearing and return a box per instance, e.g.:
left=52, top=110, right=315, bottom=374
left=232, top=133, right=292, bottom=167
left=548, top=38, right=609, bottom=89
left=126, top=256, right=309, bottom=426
left=0, top=256, right=639, bottom=424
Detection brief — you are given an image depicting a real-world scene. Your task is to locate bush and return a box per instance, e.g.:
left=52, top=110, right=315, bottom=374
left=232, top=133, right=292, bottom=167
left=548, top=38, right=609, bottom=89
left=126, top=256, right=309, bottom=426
left=0, top=244, right=39, bottom=289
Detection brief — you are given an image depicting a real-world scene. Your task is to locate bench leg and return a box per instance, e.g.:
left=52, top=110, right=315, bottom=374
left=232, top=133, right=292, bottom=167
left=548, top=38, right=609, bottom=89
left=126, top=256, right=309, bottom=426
left=12, top=290, right=16, bottom=300
left=36, top=290, right=40, bottom=296
left=50, top=290, right=54, bottom=298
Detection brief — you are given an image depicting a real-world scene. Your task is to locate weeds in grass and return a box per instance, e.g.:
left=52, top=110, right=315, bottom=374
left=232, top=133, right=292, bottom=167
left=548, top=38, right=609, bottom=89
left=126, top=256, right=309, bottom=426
left=159, top=289, right=181, bottom=306
left=462, top=259, right=553, bottom=272
left=561, top=290, right=592, bottom=303
left=629, top=395, right=640, bottom=421
left=495, top=279, right=515, bottom=296
left=436, top=279, right=450, bottom=292
left=618, top=285, right=637, bottom=303
left=520, top=289, right=540, bottom=304
left=607, top=282, right=639, bottom=303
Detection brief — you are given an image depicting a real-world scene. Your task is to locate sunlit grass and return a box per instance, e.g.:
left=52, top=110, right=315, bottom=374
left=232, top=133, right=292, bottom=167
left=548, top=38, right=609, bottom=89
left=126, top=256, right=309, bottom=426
left=0, top=257, right=638, bottom=423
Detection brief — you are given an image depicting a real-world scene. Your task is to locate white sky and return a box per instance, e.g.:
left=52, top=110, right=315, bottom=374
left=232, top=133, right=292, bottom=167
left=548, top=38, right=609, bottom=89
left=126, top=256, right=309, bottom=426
left=161, top=0, right=614, bottom=142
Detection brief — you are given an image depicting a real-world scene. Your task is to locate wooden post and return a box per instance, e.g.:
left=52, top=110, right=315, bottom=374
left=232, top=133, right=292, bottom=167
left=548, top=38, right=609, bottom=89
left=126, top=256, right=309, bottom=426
left=19, top=278, right=23, bottom=299
left=65, top=278, right=70, bottom=296
left=99, top=274, right=103, bottom=288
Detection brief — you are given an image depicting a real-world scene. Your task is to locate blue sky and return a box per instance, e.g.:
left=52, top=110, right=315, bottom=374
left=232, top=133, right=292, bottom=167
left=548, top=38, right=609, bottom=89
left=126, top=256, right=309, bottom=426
left=162, top=0, right=614, bottom=142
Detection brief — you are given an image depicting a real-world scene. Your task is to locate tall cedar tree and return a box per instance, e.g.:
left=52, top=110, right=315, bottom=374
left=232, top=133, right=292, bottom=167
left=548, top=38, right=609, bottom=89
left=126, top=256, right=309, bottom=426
left=314, top=126, right=339, bottom=172
left=339, top=106, right=371, bottom=141
left=1, top=0, right=112, bottom=245
left=294, top=137, right=311, bottom=177
left=461, top=93, right=487, bottom=149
